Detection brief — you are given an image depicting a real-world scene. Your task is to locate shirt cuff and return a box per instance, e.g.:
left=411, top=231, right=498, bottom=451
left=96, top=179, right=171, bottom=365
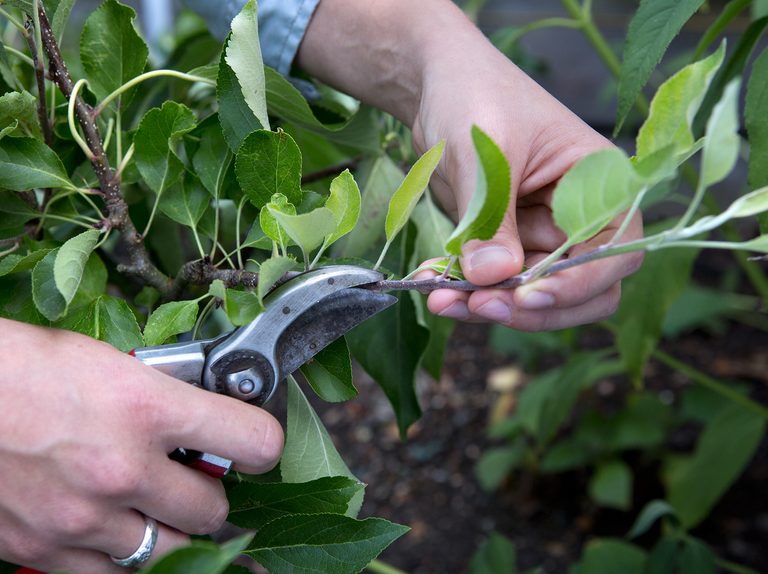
left=182, top=0, right=321, bottom=77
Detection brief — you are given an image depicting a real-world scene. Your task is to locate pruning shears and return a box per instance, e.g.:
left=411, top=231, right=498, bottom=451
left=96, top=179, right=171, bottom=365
left=131, top=265, right=396, bottom=478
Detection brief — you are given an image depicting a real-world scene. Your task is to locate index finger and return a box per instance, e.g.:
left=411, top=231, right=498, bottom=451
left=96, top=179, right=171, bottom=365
left=155, top=377, right=284, bottom=475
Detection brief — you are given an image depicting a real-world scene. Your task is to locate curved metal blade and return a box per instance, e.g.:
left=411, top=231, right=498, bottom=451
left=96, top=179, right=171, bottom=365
left=200, top=266, right=396, bottom=405
left=275, top=287, right=396, bottom=379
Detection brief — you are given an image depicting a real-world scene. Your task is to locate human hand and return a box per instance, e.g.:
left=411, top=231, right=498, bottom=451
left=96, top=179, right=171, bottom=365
left=0, top=319, right=283, bottom=573
left=298, top=0, right=643, bottom=331
left=410, top=18, right=643, bottom=331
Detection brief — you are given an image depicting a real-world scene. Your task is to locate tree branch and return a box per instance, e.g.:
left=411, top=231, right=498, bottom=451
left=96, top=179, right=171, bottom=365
left=36, top=5, right=172, bottom=295
left=23, top=18, right=52, bottom=146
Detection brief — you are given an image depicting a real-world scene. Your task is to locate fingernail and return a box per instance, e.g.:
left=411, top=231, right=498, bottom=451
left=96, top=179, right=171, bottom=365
left=438, top=301, right=470, bottom=320
left=476, top=299, right=512, bottom=324
left=518, top=289, right=556, bottom=310
left=468, top=246, right=513, bottom=274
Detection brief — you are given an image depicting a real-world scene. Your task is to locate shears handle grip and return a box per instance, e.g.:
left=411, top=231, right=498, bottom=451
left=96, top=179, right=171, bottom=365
left=130, top=343, right=233, bottom=479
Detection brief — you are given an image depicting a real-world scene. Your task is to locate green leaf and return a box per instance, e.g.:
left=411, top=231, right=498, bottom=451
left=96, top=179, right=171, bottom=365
left=693, top=17, right=768, bottom=137
left=51, top=0, right=76, bottom=40
left=336, top=157, right=404, bottom=259
left=143, top=300, right=199, bottom=346
left=0, top=272, right=45, bottom=324
left=645, top=538, right=680, bottom=574
left=700, top=79, right=741, bottom=188
left=58, top=295, right=143, bottom=352
left=475, top=443, right=526, bottom=492
left=209, top=280, right=263, bottom=327
left=236, top=130, right=302, bottom=208
left=324, top=169, right=361, bottom=246
left=746, top=48, right=768, bottom=193
left=53, top=229, right=100, bottom=308
left=216, top=46, right=263, bottom=152
left=0, top=91, right=41, bottom=139
left=636, top=43, right=725, bottom=158
left=134, top=102, right=197, bottom=195
left=470, top=532, right=518, bottom=574
left=228, top=477, right=363, bottom=530
left=79, top=0, right=148, bottom=102
left=300, top=337, right=356, bottom=402
left=139, top=536, right=250, bottom=574
left=552, top=148, right=642, bottom=246
left=0, top=192, right=39, bottom=239
left=0, top=137, right=75, bottom=191
left=589, top=459, right=633, bottom=511
left=385, top=140, right=445, bottom=243
left=0, top=249, right=51, bottom=277
left=615, top=0, right=706, bottom=134
left=347, top=291, right=429, bottom=437
left=225, top=0, right=269, bottom=130
left=244, top=513, right=409, bottom=574
left=160, top=174, right=208, bottom=228
left=256, top=255, right=297, bottom=305
left=686, top=186, right=768, bottom=235
left=268, top=206, right=337, bottom=261
left=692, top=0, right=751, bottom=61
left=613, top=246, right=697, bottom=383
left=259, top=193, right=296, bottom=250
left=444, top=127, right=511, bottom=255
left=679, top=539, right=716, bottom=574
left=578, top=539, right=647, bottom=574
left=516, top=353, right=621, bottom=444
left=192, top=118, right=232, bottom=198
left=666, top=403, right=766, bottom=528
left=756, top=0, right=768, bottom=18
left=264, top=67, right=380, bottom=152
left=283, top=377, right=363, bottom=516
left=32, top=248, right=66, bottom=321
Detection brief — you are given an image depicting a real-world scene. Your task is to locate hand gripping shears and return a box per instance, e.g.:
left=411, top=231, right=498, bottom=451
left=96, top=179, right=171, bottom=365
left=131, top=265, right=396, bottom=478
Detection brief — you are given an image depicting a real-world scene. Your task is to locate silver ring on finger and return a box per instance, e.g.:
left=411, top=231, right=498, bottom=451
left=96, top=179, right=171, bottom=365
left=109, top=515, right=158, bottom=568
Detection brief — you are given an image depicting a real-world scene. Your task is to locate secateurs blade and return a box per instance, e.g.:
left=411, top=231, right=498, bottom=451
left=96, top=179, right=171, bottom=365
left=131, top=265, right=397, bottom=477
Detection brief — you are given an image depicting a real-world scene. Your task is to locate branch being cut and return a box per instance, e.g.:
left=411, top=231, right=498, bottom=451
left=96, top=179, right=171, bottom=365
left=36, top=6, right=172, bottom=294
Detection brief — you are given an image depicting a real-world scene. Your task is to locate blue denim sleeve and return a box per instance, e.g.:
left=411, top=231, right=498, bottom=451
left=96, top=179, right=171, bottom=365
left=181, top=0, right=321, bottom=76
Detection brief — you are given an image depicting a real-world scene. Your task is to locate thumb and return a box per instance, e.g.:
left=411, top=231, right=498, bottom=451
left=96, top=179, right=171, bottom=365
left=460, top=210, right=524, bottom=286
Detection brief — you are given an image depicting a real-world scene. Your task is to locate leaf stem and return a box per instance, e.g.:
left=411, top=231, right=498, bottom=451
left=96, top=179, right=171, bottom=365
left=373, top=240, right=392, bottom=271
left=560, top=0, right=649, bottom=115
left=68, top=79, right=95, bottom=160
left=141, top=189, right=164, bottom=239
left=102, top=117, right=115, bottom=152
left=310, top=238, right=329, bottom=270
left=116, top=106, right=123, bottom=167
left=235, top=196, right=246, bottom=269
left=0, top=7, right=27, bottom=34
left=39, top=213, right=96, bottom=229
left=209, top=196, right=221, bottom=261
left=192, top=295, right=216, bottom=340
left=3, top=44, right=34, bottom=67
left=611, top=188, right=647, bottom=244
left=77, top=188, right=106, bottom=220
left=496, top=17, right=581, bottom=47
left=115, top=143, right=134, bottom=180
left=0, top=241, right=20, bottom=258
left=94, top=70, right=216, bottom=116
left=365, top=560, right=408, bottom=574
left=653, top=350, right=768, bottom=420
